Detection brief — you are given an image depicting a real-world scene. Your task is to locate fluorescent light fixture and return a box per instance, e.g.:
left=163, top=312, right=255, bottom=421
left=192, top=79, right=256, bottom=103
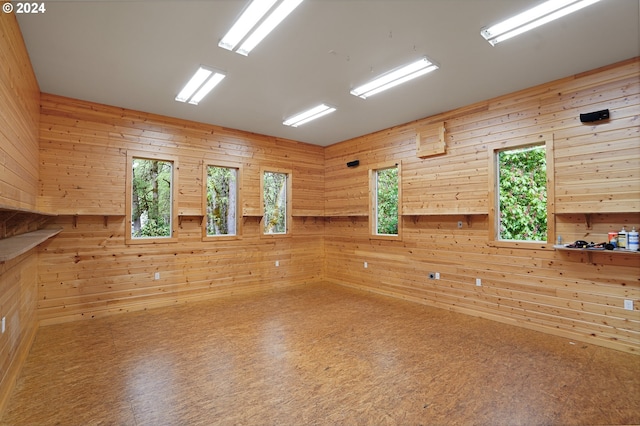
left=219, top=0, right=304, bottom=56
left=283, top=104, right=336, bottom=127
left=175, top=67, right=225, bottom=105
left=350, top=57, right=439, bottom=99
left=481, top=0, right=601, bottom=46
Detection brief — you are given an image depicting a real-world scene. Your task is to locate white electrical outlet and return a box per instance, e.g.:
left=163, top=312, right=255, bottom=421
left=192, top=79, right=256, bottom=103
left=435, top=272, right=440, bottom=280
left=476, top=278, right=482, bottom=286
left=624, top=300, right=634, bottom=311
left=457, top=221, right=463, bottom=229
left=275, top=260, right=279, bottom=267
left=154, top=272, right=160, bottom=280
left=1, top=317, right=5, bottom=334
left=364, top=262, right=368, bottom=269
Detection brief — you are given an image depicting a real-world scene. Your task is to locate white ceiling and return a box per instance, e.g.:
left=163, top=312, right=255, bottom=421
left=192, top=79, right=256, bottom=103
left=16, top=0, right=640, bottom=147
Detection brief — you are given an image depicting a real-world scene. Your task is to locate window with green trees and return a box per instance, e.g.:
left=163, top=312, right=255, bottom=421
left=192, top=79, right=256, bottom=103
left=371, top=163, right=401, bottom=238
left=262, top=170, right=290, bottom=235
left=497, top=144, right=547, bottom=242
left=131, top=158, right=173, bottom=239
left=205, top=165, right=238, bottom=237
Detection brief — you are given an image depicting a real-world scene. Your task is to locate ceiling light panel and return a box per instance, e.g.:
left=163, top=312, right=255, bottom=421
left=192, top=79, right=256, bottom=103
left=283, top=104, right=336, bottom=127
left=219, top=0, right=304, bottom=56
left=481, top=0, right=601, bottom=46
left=350, top=57, right=439, bottom=99
left=175, top=67, right=226, bottom=105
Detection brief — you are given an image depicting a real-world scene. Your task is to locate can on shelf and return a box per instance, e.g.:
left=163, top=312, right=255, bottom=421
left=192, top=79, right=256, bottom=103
left=608, top=232, right=618, bottom=245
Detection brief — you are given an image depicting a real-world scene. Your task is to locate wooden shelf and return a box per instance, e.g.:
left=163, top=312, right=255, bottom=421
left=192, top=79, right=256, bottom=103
left=0, top=205, right=58, bottom=239
left=554, top=244, right=639, bottom=263
left=0, top=204, right=56, bottom=217
left=554, top=245, right=639, bottom=254
left=0, top=228, right=63, bottom=262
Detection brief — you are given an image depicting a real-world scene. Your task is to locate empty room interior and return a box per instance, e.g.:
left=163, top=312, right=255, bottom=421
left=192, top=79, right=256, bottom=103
left=1, top=0, right=639, bottom=424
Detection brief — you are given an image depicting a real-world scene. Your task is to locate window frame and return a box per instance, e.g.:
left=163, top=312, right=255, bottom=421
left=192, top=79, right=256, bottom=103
left=488, top=135, right=555, bottom=250
left=202, top=161, right=242, bottom=241
left=260, top=167, right=292, bottom=238
left=125, top=151, right=178, bottom=245
left=369, top=161, right=402, bottom=241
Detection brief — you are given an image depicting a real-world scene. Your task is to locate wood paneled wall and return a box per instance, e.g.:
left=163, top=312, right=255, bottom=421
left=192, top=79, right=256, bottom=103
left=324, top=58, right=640, bottom=354
left=0, top=13, right=41, bottom=415
left=37, top=94, right=325, bottom=324
left=0, top=14, right=39, bottom=210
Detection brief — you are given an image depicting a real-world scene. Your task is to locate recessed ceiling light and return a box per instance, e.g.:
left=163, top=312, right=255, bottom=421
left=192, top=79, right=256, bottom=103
left=219, top=0, right=304, bottom=56
left=175, top=67, right=225, bottom=105
left=481, top=0, right=601, bottom=46
left=350, top=57, right=439, bottom=99
left=283, top=104, right=336, bottom=127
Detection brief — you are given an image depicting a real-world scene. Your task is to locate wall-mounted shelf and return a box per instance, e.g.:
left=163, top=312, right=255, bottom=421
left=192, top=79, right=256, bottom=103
left=554, top=244, right=639, bottom=263
left=0, top=205, right=57, bottom=238
left=0, top=228, right=63, bottom=262
left=61, top=214, right=125, bottom=229
left=178, top=214, right=204, bottom=226
left=555, top=212, right=639, bottom=230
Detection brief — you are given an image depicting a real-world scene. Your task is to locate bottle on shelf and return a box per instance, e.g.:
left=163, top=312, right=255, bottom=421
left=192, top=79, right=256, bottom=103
left=628, top=227, right=639, bottom=251
left=618, top=226, right=627, bottom=249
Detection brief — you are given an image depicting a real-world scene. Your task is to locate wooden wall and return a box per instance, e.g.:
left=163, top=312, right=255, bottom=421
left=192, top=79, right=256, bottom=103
left=0, top=13, right=41, bottom=415
left=37, top=94, right=325, bottom=324
left=324, top=58, right=640, bottom=354
left=0, top=14, right=39, bottom=210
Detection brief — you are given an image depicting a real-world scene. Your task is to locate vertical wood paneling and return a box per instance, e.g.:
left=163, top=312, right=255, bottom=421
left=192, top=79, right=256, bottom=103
left=0, top=13, right=40, bottom=416
left=324, top=58, right=640, bottom=354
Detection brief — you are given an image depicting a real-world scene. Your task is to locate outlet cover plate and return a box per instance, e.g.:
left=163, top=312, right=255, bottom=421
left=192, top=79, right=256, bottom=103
left=624, top=300, right=634, bottom=311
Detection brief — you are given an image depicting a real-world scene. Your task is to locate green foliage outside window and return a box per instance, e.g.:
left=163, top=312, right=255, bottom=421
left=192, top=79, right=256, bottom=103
left=131, top=158, right=172, bottom=238
left=263, top=171, right=287, bottom=234
left=206, top=166, right=237, bottom=236
left=376, top=167, right=399, bottom=235
left=498, top=145, right=547, bottom=241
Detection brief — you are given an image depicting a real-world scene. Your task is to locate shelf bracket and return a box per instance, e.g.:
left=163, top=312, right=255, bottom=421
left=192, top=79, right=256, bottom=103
left=585, top=213, right=593, bottom=230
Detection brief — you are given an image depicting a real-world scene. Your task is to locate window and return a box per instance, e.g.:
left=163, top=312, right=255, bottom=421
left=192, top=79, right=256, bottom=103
left=489, top=136, right=554, bottom=248
left=204, top=164, right=240, bottom=240
left=261, top=168, right=292, bottom=235
left=126, top=153, right=178, bottom=244
left=370, top=162, right=402, bottom=240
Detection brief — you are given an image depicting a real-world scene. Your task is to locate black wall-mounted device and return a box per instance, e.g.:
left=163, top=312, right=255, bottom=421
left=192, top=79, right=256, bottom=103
left=346, top=160, right=360, bottom=168
left=579, top=109, right=609, bottom=123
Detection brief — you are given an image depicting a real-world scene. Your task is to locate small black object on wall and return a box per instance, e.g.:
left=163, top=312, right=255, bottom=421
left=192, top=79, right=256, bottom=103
left=579, top=109, right=609, bottom=123
left=346, top=160, right=360, bottom=168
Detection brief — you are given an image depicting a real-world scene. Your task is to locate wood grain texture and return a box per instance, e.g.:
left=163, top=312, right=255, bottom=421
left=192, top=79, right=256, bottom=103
left=324, top=58, right=640, bottom=354
left=2, top=283, right=639, bottom=425
left=0, top=13, right=39, bottom=210
left=36, top=93, right=325, bottom=323
left=0, top=13, right=41, bottom=417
